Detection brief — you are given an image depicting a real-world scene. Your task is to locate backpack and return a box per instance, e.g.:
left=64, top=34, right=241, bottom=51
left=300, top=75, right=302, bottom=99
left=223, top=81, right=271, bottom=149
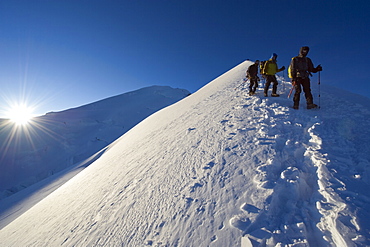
left=259, top=61, right=267, bottom=74
left=288, top=59, right=293, bottom=78
left=288, top=56, right=310, bottom=79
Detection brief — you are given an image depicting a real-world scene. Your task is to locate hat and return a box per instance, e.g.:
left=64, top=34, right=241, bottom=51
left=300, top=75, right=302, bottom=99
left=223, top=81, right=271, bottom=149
left=299, top=46, right=310, bottom=56
left=271, top=53, right=278, bottom=59
left=301, top=46, right=309, bottom=51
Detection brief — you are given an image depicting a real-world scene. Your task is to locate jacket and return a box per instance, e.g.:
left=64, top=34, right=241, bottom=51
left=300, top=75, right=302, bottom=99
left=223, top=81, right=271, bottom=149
left=262, top=59, right=284, bottom=75
left=247, top=64, right=259, bottom=79
left=288, top=56, right=317, bottom=79
left=288, top=46, right=321, bottom=79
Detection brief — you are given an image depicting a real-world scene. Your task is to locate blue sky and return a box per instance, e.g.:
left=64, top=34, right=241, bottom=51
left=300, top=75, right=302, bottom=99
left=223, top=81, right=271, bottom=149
left=0, top=0, right=369, bottom=117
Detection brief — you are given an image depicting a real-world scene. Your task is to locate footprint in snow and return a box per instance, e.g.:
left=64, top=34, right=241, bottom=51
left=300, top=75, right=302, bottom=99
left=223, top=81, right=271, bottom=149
left=210, top=235, right=217, bottom=242
left=189, top=182, right=203, bottom=192
left=240, top=203, right=260, bottom=214
left=203, top=161, right=215, bottom=169
left=229, top=215, right=251, bottom=231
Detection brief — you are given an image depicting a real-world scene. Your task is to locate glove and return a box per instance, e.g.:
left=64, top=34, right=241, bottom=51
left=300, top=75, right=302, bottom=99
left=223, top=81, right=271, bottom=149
left=280, top=66, right=285, bottom=71
left=316, top=64, right=322, bottom=71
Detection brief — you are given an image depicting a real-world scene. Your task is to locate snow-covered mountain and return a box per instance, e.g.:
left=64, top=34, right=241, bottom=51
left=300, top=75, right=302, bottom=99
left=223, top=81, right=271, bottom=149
left=0, top=86, right=190, bottom=199
left=1, top=60, right=370, bottom=246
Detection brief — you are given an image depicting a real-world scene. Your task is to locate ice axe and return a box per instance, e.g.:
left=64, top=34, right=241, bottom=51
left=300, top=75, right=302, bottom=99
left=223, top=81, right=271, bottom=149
left=288, top=81, right=296, bottom=98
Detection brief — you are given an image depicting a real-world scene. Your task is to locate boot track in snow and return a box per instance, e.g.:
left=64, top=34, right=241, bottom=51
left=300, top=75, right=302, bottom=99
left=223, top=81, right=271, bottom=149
left=0, top=60, right=369, bottom=247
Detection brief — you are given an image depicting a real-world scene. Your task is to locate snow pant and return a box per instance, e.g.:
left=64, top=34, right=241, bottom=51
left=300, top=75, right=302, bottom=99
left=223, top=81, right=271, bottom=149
left=293, top=77, right=313, bottom=107
left=264, top=75, right=278, bottom=95
left=249, top=77, right=258, bottom=93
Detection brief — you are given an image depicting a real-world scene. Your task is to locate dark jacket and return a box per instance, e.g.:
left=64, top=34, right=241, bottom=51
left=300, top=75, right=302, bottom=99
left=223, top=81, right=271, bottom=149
left=288, top=47, right=320, bottom=79
left=247, top=63, right=259, bottom=79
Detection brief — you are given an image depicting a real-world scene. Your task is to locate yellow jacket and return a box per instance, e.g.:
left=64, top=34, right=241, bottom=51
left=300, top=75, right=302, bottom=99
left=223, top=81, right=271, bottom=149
left=262, top=59, right=284, bottom=75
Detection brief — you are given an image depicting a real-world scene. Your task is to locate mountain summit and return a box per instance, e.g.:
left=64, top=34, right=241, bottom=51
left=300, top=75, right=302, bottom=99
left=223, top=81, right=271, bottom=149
left=1, top=61, right=370, bottom=246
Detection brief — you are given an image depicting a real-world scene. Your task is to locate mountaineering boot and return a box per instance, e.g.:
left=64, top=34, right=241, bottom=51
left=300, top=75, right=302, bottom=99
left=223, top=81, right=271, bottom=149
left=307, top=103, right=318, bottom=109
left=271, top=93, right=280, bottom=97
left=264, top=93, right=268, bottom=97
left=292, top=105, right=299, bottom=110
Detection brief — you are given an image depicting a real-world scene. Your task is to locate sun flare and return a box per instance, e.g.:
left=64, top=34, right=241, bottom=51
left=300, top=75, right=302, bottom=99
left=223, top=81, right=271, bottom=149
left=7, top=104, right=35, bottom=126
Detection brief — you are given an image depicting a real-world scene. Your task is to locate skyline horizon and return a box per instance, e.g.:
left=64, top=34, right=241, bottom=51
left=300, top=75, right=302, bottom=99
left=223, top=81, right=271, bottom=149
left=1, top=1, right=369, bottom=118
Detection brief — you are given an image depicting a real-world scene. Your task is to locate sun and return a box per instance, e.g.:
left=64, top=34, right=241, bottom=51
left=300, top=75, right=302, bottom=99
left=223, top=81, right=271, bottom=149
left=7, top=104, right=35, bottom=126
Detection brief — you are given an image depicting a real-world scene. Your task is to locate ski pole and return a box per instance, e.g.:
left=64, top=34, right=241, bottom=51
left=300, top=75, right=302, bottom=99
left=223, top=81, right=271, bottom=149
left=235, top=78, right=248, bottom=90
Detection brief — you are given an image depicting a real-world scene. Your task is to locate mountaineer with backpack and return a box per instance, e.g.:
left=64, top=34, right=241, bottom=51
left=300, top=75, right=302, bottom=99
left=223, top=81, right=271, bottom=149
left=261, top=53, right=285, bottom=97
left=288, top=46, right=322, bottom=109
left=246, top=60, right=260, bottom=95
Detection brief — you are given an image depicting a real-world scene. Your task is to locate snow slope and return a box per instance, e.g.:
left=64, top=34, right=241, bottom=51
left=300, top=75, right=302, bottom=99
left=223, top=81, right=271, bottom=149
left=0, top=86, right=190, bottom=199
left=1, top=60, right=370, bottom=246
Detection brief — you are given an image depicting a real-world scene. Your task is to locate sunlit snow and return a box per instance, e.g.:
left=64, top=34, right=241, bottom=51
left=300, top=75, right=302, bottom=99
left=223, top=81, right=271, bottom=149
left=1, top=61, right=370, bottom=246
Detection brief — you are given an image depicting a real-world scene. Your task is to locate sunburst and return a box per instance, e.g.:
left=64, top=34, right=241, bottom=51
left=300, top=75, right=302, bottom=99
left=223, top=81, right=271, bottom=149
left=6, top=104, right=35, bottom=126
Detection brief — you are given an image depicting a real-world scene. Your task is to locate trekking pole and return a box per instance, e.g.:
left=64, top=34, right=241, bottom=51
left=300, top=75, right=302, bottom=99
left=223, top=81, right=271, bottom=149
left=235, top=78, right=248, bottom=90
left=318, top=71, right=321, bottom=108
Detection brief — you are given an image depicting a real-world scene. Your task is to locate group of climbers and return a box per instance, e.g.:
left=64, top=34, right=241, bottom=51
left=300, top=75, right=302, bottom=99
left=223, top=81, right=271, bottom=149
left=246, top=46, right=322, bottom=109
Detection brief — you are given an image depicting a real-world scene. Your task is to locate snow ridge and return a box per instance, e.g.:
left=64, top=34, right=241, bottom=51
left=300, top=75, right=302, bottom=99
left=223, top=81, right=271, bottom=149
left=232, top=77, right=369, bottom=246
left=230, top=85, right=331, bottom=246
left=0, top=86, right=190, bottom=199
left=1, top=61, right=369, bottom=246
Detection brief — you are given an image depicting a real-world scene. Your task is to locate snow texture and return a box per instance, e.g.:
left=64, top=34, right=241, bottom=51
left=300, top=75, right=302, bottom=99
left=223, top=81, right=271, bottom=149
left=0, top=86, right=190, bottom=199
left=1, top=60, right=370, bottom=246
